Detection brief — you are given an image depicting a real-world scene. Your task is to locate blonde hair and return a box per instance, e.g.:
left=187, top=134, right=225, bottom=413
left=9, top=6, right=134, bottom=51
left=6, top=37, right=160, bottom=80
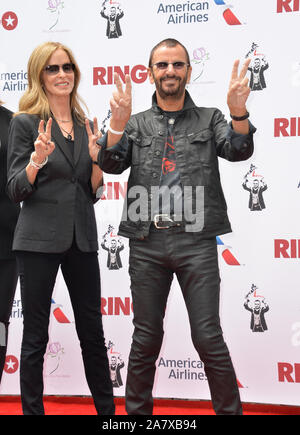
left=15, top=41, right=87, bottom=123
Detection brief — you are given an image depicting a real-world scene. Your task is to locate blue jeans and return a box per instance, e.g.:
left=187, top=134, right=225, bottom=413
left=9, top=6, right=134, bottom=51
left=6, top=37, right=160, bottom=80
left=126, top=225, right=242, bottom=415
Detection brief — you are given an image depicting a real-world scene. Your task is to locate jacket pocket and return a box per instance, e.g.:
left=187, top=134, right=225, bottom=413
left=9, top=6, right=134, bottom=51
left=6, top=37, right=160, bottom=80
left=129, top=135, right=153, bottom=166
left=187, top=128, right=215, bottom=164
left=187, top=129, right=213, bottom=143
left=16, top=199, right=57, bottom=241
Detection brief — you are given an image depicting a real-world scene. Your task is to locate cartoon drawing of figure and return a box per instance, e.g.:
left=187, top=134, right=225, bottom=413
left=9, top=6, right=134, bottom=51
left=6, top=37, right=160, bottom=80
left=242, top=178, right=267, bottom=211
left=107, top=340, right=125, bottom=387
left=247, top=57, right=269, bottom=91
left=244, top=285, right=269, bottom=332
left=109, top=355, right=125, bottom=387
left=100, top=1, right=124, bottom=39
left=101, top=226, right=124, bottom=269
left=242, top=165, right=268, bottom=211
left=100, top=109, right=112, bottom=135
left=245, top=43, right=269, bottom=91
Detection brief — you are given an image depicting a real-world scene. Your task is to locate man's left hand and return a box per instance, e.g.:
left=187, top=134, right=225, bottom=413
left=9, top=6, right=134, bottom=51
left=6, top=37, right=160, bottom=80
left=227, top=58, right=251, bottom=116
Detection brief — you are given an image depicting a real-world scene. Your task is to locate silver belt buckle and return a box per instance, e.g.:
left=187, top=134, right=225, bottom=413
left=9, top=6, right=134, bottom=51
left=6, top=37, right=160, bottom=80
left=154, top=214, right=173, bottom=229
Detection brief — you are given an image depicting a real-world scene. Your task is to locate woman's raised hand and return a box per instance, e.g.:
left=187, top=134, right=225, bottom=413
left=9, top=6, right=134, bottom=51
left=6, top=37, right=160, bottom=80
left=85, top=117, right=102, bottom=163
left=33, top=118, right=55, bottom=163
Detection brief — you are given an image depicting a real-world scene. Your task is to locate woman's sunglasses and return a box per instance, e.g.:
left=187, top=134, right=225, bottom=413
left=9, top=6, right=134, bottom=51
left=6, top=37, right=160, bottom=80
left=44, top=63, right=75, bottom=75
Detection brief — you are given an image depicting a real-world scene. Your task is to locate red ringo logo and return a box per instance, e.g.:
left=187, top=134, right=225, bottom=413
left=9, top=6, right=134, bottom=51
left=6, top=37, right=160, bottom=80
left=2, top=11, right=18, bottom=31
left=4, top=355, right=19, bottom=374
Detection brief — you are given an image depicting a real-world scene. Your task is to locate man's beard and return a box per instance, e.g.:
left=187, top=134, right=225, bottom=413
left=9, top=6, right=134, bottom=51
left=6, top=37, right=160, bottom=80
left=154, top=74, right=188, bottom=100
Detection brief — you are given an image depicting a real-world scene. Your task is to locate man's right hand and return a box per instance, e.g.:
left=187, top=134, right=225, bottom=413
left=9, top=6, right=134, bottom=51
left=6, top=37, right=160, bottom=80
left=109, top=72, right=132, bottom=133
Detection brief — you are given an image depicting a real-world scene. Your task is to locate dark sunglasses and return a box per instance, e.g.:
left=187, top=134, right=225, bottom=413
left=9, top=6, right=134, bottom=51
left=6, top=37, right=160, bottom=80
left=151, top=61, right=189, bottom=70
left=44, top=63, right=75, bottom=75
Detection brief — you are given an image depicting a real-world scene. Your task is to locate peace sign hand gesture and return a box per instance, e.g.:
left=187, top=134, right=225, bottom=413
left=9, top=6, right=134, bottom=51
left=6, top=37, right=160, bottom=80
left=109, top=73, right=132, bottom=131
left=85, top=117, right=102, bottom=163
left=33, top=118, right=55, bottom=164
left=227, top=58, right=251, bottom=116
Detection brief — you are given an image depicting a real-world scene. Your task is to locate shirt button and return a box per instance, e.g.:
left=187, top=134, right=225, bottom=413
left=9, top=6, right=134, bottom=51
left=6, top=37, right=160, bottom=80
left=158, top=131, right=163, bottom=136
left=155, top=150, right=161, bottom=156
left=152, top=172, right=158, bottom=178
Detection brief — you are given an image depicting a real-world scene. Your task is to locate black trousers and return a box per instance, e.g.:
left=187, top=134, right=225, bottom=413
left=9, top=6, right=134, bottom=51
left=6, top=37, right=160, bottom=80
left=126, top=226, right=242, bottom=415
left=0, top=258, right=18, bottom=384
left=16, top=241, right=114, bottom=415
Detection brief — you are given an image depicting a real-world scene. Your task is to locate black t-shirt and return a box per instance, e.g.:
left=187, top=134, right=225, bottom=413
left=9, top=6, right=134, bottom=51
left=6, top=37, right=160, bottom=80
left=65, top=137, right=74, bottom=159
left=154, top=110, right=183, bottom=216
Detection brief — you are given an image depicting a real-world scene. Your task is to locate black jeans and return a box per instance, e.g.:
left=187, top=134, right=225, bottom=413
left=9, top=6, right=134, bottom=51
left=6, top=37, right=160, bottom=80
left=126, top=225, right=242, bottom=415
left=16, top=241, right=114, bottom=415
left=0, top=258, right=18, bottom=384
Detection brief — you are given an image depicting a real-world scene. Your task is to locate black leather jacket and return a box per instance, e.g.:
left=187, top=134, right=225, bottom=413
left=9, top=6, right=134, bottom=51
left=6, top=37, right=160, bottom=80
left=99, top=91, right=256, bottom=239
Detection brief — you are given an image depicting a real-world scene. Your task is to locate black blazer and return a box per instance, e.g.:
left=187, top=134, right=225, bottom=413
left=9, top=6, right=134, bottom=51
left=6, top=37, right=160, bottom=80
left=7, top=113, right=99, bottom=253
left=0, top=105, right=20, bottom=259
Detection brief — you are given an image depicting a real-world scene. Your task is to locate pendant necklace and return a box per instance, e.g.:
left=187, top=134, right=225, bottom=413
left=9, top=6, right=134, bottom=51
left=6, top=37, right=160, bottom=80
left=60, top=124, right=74, bottom=140
left=52, top=113, right=73, bottom=139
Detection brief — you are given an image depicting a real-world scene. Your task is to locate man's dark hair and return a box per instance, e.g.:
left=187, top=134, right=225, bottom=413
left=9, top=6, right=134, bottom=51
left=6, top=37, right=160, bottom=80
left=148, top=38, right=191, bottom=68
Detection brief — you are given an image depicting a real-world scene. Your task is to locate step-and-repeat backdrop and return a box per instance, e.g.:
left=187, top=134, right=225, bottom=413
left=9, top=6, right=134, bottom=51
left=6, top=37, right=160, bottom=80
left=1, top=0, right=299, bottom=406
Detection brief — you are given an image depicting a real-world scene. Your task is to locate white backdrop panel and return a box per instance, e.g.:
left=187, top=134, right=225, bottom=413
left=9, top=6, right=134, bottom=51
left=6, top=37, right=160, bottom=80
left=1, top=0, right=299, bottom=406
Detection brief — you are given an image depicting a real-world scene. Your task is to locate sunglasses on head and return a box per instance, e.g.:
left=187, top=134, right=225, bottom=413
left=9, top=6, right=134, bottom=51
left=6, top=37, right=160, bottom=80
left=44, top=63, right=75, bottom=75
left=151, top=61, right=189, bottom=70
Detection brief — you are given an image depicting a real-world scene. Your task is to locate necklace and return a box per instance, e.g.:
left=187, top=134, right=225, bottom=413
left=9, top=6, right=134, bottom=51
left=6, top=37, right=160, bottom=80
left=53, top=114, right=72, bottom=123
left=60, top=124, right=74, bottom=140
left=56, top=118, right=72, bottom=123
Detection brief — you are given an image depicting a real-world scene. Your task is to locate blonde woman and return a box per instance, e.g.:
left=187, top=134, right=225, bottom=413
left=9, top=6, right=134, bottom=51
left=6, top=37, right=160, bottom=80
left=7, top=42, right=114, bottom=415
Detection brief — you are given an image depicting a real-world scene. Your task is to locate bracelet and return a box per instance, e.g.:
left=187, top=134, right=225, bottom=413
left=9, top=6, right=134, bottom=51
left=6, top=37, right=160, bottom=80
left=30, top=152, right=48, bottom=170
left=230, top=111, right=249, bottom=121
left=108, top=125, right=124, bottom=135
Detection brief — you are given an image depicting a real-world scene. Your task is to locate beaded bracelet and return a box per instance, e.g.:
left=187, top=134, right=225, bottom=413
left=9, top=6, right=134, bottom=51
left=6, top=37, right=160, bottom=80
left=30, top=152, right=48, bottom=170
